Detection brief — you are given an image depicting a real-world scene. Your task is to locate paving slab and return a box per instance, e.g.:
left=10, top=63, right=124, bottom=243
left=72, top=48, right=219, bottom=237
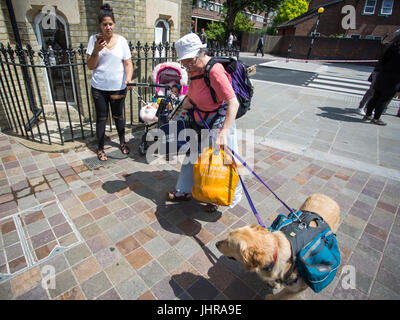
left=0, top=57, right=399, bottom=300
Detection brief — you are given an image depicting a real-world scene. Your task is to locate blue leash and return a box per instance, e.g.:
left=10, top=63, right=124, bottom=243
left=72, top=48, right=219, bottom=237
left=190, top=106, right=294, bottom=228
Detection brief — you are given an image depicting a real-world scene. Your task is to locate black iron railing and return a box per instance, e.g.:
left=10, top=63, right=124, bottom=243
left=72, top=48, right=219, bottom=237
left=0, top=41, right=239, bottom=145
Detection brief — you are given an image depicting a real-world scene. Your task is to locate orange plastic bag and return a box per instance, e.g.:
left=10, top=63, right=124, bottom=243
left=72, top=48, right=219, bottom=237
left=192, top=147, right=239, bottom=206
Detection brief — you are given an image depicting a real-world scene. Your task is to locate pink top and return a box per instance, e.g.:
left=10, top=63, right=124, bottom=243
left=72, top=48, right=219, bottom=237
left=188, top=63, right=235, bottom=120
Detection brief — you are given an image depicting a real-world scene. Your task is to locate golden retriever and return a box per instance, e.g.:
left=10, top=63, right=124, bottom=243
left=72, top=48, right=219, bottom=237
left=216, top=193, right=340, bottom=300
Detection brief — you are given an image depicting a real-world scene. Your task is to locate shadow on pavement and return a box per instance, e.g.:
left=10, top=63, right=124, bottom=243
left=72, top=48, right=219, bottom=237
left=170, top=255, right=267, bottom=300
left=316, top=106, right=367, bottom=123
left=168, top=233, right=271, bottom=300
left=101, top=170, right=222, bottom=237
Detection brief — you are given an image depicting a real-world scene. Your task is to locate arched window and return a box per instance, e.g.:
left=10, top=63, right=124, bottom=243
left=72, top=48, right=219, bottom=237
left=34, top=13, right=76, bottom=104
left=154, top=19, right=170, bottom=45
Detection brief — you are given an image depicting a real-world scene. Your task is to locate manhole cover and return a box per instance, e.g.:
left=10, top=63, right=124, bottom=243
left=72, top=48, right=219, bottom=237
left=0, top=200, right=83, bottom=283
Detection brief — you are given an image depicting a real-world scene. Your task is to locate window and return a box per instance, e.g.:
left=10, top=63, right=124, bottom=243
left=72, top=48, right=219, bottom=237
left=363, top=0, right=377, bottom=14
left=380, top=0, right=393, bottom=15
left=350, top=34, right=361, bottom=39
left=374, top=36, right=383, bottom=40
left=365, top=35, right=374, bottom=39
left=34, top=13, right=76, bottom=104
left=198, top=0, right=222, bottom=13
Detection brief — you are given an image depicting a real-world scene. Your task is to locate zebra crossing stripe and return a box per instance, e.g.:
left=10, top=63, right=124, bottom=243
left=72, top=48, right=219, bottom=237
left=312, top=78, right=370, bottom=90
left=307, top=83, right=366, bottom=95
left=317, top=74, right=370, bottom=85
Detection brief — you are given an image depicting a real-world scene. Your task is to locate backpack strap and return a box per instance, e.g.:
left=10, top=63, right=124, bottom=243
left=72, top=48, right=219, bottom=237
left=189, top=57, right=234, bottom=104
left=189, top=60, right=217, bottom=103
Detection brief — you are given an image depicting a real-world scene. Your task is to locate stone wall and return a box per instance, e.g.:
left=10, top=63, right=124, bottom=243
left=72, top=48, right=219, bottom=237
left=241, top=34, right=282, bottom=54
left=0, top=0, right=12, bottom=130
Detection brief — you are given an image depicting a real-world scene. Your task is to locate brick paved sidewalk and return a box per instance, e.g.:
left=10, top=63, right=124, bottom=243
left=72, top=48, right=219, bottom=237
left=0, top=130, right=399, bottom=300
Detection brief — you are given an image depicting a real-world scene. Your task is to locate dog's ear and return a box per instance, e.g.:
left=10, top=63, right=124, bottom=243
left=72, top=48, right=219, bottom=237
left=241, top=246, right=266, bottom=271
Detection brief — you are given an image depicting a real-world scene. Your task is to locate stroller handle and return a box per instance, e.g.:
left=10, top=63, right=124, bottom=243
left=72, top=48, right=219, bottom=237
left=127, top=83, right=171, bottom=89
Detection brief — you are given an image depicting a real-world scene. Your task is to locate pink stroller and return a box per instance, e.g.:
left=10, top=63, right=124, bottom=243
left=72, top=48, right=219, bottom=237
left=131, top=62, right=188, bottom=155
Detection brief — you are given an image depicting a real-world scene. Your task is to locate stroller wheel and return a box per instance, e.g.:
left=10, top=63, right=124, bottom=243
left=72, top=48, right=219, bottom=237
left=139, top=142, right=147, bottom=156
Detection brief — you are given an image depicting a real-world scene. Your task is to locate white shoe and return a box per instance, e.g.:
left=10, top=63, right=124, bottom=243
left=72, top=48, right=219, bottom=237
left=356, top=108, right=365, bottom=115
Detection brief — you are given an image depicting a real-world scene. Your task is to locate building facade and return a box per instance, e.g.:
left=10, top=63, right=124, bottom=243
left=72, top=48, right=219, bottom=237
left=191, top=0, right=266, bottom=33
left=278, top=0, right=400, bottom=41
left=0, top=0, right=192, bottom=133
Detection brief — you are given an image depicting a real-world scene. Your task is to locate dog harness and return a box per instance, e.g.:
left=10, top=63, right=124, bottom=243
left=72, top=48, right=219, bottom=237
left=267, top=211, right=331, bottom=285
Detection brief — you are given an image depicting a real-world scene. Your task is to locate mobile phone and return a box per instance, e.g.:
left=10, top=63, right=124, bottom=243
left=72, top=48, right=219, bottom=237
left=97, top=34, right=105, bottom=43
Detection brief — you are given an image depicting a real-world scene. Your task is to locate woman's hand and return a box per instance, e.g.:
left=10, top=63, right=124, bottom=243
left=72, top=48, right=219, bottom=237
left=93, top=35, right=106, bottom=55
left=183, top=97, right=194, bottom=110
left=215, top=128, right=228, bottom=148
left=125, top=79, right=133, bottom=90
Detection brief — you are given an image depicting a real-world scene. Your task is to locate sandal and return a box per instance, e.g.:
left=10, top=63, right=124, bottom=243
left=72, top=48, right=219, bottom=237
left=167, top=190, right=191, bottom=202
left=120, top=143, right=130, bottom=155
left=205, top=203, right=218, bottom=213
left=97, top=149, right=108, bottom=161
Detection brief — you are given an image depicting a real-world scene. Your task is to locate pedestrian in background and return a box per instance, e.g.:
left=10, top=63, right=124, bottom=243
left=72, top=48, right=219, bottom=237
left=86, top=3, right=133, bottom=161
left=397, top=98, right=400, bottom=117
left=233, top=34, right=238, bottom=48
left=355, top=66, right=380, bottom=115
left=254, top=34, right=264, bottom=57
left=199, top=28, right=208, bottom=45
left=363, top=30, right=400, bottom=126
left=227, top=32, right=233, bottom=48
left=356, top=29, right=400, bottom=116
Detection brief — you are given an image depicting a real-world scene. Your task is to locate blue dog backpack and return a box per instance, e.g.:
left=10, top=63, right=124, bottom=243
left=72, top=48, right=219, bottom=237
left=269, top=211, right=341, bottom=293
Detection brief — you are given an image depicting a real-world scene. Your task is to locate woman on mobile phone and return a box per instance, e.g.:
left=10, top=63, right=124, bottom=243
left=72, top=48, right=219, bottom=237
left=86, top=3, right=133, bottom=161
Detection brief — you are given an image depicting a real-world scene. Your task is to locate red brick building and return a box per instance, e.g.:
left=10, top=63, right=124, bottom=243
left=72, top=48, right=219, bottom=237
left=278, top=0, right=400, bottom=42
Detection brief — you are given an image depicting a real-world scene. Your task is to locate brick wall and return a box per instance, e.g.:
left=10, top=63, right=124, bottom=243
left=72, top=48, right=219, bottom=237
left=241, top=33, right=282, bottom=53
left=279, top=35, right=384, bottom=61
left=300, top=0, right=400, bottom=40
left=180, top=0, right=193, bottom=37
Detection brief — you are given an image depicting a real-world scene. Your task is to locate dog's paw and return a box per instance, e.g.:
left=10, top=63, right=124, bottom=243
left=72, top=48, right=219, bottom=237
left=272, top=285, right=284, bottom=295
left=266, top=280, right=284, bottom=292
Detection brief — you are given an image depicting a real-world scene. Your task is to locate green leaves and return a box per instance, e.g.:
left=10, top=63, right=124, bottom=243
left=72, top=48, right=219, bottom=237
left=273, top=0, right=309, bottom=26
left=223, top=0, right=285, bottom=34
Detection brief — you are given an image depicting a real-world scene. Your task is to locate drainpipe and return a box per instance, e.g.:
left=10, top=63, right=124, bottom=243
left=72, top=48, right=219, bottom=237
left=6, top=0, right=41, bottom=131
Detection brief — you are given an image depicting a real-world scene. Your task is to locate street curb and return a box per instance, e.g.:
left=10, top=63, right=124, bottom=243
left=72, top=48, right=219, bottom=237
left=9, top=133, right=98, bottom=153
left=5, top=123, right=147, bottom=154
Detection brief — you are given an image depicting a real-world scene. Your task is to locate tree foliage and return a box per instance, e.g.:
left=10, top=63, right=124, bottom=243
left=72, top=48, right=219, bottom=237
left=206, top=21, right=226, bottom=41
left=223, top=0, right=285, bottom=36
left=273, top=0, right=309, bottom=26
left=206, top=10, right=254, bottom=42
left=233, top=12, right=255, bottom=33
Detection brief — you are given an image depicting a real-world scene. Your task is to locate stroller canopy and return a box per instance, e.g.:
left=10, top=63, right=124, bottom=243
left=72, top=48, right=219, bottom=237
left=152, top=62, right=188, bottom=96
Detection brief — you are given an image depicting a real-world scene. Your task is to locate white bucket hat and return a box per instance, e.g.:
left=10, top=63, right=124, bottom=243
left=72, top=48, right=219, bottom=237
left=175, top=33, right=207, bottom=61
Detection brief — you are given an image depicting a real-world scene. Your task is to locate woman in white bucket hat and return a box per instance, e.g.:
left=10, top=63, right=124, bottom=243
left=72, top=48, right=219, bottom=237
left=167, top=33, right=242, bottom=213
